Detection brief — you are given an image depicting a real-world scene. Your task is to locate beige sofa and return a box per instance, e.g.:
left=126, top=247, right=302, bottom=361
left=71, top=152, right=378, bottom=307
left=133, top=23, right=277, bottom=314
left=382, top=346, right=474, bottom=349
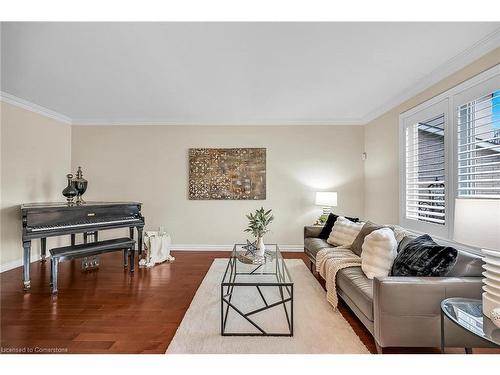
left=304, top=224, right=485, bottom=352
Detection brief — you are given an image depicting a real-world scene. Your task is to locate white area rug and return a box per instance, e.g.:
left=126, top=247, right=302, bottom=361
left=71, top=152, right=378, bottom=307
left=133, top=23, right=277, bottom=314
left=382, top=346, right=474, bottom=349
left=166, top=259, right=369, bottom=354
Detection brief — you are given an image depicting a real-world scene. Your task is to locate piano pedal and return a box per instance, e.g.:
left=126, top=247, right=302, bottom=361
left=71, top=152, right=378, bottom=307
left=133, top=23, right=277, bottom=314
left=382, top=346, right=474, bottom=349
left=81, top=256, right=99, bottom=271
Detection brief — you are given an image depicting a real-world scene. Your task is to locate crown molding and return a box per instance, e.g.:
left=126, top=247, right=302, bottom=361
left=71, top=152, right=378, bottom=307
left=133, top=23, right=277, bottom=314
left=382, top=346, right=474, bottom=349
left=0, top=90, right=364, bottom=126
left=71, top=119, right=365, bottom=126
left=0, top=91, right=72, bottom=125
left=399, top=63, right=499, bottom=119
left=361, top=27, right=500, bottom=124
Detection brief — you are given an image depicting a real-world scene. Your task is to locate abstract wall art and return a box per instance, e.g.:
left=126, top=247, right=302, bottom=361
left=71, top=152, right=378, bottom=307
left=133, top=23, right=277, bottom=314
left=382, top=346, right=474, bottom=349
left=188, top=148, right=266, bottom=200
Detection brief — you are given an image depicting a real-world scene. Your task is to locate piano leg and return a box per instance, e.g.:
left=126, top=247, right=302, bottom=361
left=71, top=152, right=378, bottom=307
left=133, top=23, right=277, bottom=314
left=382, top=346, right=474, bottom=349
left=51, top=258, right=59, bottom=294
left=123, top=249, right=128, bottom=268
left=50, top=258, right=53, bottom=286
left=129, top=247, right=135, bottom=272
left=23, top=240, right=31, bottom=290
left=129, top=227, right=135, bottom=241
left=137, top=226, right=143, bottom=257
left=71, top=234, right=76, bottom=246
left=40, top=237, right=47, bottom=262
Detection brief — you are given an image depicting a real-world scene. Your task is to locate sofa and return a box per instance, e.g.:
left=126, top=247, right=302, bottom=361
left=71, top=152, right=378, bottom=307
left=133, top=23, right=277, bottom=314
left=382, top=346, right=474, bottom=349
left=304, top=224, right=485, bottom=352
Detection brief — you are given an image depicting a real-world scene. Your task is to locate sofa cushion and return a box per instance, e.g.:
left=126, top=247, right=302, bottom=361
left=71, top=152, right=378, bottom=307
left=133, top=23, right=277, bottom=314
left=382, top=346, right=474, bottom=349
left=392, top=234, right=458, bottom=277
left=447, top=249, right=484, bottom=277
left=351, top=221, right=383, bottom=256
left=337, top=267, right=374, bottom=321
left=304, top=238, right=332, bottom=258
left=318, top=213, right=359, bottom=240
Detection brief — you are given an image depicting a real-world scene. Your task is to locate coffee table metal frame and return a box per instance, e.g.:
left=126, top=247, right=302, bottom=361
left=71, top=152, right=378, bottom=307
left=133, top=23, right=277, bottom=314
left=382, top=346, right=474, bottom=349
left=220, top=244, right=294, bottom=337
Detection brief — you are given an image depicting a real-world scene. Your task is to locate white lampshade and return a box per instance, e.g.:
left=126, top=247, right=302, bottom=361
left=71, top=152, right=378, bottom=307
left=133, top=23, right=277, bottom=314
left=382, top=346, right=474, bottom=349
left=315, top=192, right=338, bottom=207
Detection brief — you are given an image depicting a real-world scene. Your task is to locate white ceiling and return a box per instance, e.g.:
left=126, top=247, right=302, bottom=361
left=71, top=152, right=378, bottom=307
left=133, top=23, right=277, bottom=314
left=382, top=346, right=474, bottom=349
left=1, top=22, right=499, bottom=125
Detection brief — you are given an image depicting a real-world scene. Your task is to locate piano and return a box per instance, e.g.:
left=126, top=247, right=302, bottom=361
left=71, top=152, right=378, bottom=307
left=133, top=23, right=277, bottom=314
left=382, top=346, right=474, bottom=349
left=21, top=201, right=145, bottom=289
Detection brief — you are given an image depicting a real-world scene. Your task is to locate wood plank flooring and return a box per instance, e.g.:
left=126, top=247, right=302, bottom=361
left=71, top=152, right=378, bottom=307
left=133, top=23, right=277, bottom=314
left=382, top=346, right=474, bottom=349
left=1, top=251, right=498, bottom=354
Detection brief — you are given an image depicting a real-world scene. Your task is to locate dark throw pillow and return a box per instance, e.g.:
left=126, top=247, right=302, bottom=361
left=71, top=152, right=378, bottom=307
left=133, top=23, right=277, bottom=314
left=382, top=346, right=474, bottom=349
left=351, top=221, right=383, bottom=256
left=391, top=234, right=458, bottom=277
left=318, top=213, right=359, bottom=240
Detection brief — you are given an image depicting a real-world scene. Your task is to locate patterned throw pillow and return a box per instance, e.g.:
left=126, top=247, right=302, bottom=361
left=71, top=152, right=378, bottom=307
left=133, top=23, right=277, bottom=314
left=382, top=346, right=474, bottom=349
left=361, top=228, right=398, bottom=279
left=327, top=216, right=365, bottom=247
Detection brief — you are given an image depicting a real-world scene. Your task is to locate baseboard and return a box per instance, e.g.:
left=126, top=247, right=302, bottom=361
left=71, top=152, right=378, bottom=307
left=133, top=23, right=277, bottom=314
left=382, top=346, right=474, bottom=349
left=0, top=254, right=49, bottom=273
left=170, top=244, right=304, bottom=252
left=0, top=244, right=305, bottom=272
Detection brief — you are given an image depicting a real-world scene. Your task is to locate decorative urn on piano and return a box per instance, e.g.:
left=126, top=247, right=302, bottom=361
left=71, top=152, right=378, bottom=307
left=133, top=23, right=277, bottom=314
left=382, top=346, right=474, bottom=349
left=62, top=174, right=78, bottom=205
left=72, top=166, right=88, bottom=204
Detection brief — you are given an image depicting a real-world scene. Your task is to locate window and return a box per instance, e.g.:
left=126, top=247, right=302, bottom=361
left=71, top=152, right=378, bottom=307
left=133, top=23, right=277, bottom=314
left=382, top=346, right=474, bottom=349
left=457, top=90, right=500, bottom=199
left=400, top=64, right=499, bottom=242
left=400, top=99, right=450, bottom=238
left=405, top=114, right=446, bottom=225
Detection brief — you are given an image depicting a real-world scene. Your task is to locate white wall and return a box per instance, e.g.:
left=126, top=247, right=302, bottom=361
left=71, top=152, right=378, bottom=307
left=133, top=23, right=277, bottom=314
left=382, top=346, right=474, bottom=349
left=0, top=102, right=72, bottom=269
left=71, top=125, right=365, bottom=247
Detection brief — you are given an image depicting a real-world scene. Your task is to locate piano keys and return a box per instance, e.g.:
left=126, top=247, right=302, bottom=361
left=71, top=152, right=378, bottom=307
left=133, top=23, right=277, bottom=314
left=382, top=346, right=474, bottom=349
left=21, top=201, right=145, bottom=289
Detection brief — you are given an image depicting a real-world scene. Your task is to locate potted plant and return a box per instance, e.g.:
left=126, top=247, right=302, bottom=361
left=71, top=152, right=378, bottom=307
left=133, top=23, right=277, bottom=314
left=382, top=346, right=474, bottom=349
left=244, top=207, right=274, bottom=257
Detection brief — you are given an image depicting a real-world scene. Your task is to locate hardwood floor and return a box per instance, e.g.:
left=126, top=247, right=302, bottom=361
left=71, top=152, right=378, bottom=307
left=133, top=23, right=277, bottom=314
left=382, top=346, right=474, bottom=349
left=0, top=251, right=498, bottom=354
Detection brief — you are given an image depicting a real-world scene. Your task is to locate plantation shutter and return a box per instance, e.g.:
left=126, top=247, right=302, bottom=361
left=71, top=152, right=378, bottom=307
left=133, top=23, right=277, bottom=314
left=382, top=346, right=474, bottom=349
left=405, top=113, right=446, bottom=225
left=457, top=90, right=500, bottom=199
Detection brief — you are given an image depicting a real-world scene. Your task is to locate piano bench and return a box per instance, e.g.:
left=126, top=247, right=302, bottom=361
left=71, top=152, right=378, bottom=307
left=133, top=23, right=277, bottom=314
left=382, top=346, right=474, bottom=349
left=49, top=237, right=136, bottom=294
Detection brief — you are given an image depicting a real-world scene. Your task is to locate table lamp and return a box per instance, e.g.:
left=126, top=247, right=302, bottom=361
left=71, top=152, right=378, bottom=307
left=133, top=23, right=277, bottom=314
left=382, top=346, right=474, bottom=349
left=315, top=192, right=337, bottom=223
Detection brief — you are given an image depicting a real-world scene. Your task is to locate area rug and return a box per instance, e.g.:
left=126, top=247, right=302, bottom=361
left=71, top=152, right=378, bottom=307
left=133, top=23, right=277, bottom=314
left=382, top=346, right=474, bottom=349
left=166, top=259, right=369, bottom=354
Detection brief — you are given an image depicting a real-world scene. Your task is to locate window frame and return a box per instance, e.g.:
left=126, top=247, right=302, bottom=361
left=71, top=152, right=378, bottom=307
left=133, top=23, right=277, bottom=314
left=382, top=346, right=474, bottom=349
left=399, top=64, right=500, bottom=241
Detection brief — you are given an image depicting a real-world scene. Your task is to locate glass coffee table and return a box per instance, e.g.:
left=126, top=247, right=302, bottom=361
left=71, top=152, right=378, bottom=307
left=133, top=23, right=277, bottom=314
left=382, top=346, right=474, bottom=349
left=440, top=297, right=500, bottom=353
left=220, top=243, right=294, bottom=336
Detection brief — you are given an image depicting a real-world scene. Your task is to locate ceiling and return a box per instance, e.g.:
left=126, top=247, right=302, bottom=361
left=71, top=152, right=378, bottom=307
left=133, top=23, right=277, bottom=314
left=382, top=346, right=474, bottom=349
left=1, top=22, right=499, bottom=125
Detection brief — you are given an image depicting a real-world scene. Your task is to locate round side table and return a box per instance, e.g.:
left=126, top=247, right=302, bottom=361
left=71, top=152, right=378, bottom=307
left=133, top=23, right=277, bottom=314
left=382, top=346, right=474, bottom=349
left=440, top=297, right=500, bottom=354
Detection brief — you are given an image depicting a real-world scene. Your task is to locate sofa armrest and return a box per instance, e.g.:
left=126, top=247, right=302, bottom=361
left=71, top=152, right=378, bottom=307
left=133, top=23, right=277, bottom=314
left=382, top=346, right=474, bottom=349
left=373, top=276, right=483, bottom=347
left=304, top=225, right=323, bottom=239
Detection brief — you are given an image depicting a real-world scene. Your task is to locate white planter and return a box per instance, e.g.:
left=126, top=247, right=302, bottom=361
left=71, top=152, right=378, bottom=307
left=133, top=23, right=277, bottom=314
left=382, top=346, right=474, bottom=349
left=482, top=249, right=500, bottom=318
left=256, top=237, right=266, bottom=257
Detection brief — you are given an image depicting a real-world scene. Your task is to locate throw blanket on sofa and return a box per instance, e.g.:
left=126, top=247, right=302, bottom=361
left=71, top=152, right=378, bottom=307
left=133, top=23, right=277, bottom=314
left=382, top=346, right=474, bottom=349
left=316, top=247, right=362, bottom=309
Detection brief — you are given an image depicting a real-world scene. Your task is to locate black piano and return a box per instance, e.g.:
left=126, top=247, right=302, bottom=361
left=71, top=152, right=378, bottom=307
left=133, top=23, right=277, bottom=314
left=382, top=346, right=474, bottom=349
left=21, top=201, right=145, bottom=289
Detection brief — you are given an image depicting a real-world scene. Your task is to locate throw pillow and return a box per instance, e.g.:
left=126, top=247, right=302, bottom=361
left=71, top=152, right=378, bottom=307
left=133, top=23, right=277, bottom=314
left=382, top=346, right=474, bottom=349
left=327, top=216, right=365, bottom=246
left=361, top=228, right=398, bottom=279
left=318, top=213, right=359, bottom=240
left=351, top=221, right=383, bottom=256
left=391, top=234, right=458, bottom=277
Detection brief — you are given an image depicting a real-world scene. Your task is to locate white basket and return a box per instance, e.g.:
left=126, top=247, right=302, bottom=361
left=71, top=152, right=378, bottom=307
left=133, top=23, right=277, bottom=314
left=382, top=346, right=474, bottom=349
left=142, top=230, right=174, bottom=267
